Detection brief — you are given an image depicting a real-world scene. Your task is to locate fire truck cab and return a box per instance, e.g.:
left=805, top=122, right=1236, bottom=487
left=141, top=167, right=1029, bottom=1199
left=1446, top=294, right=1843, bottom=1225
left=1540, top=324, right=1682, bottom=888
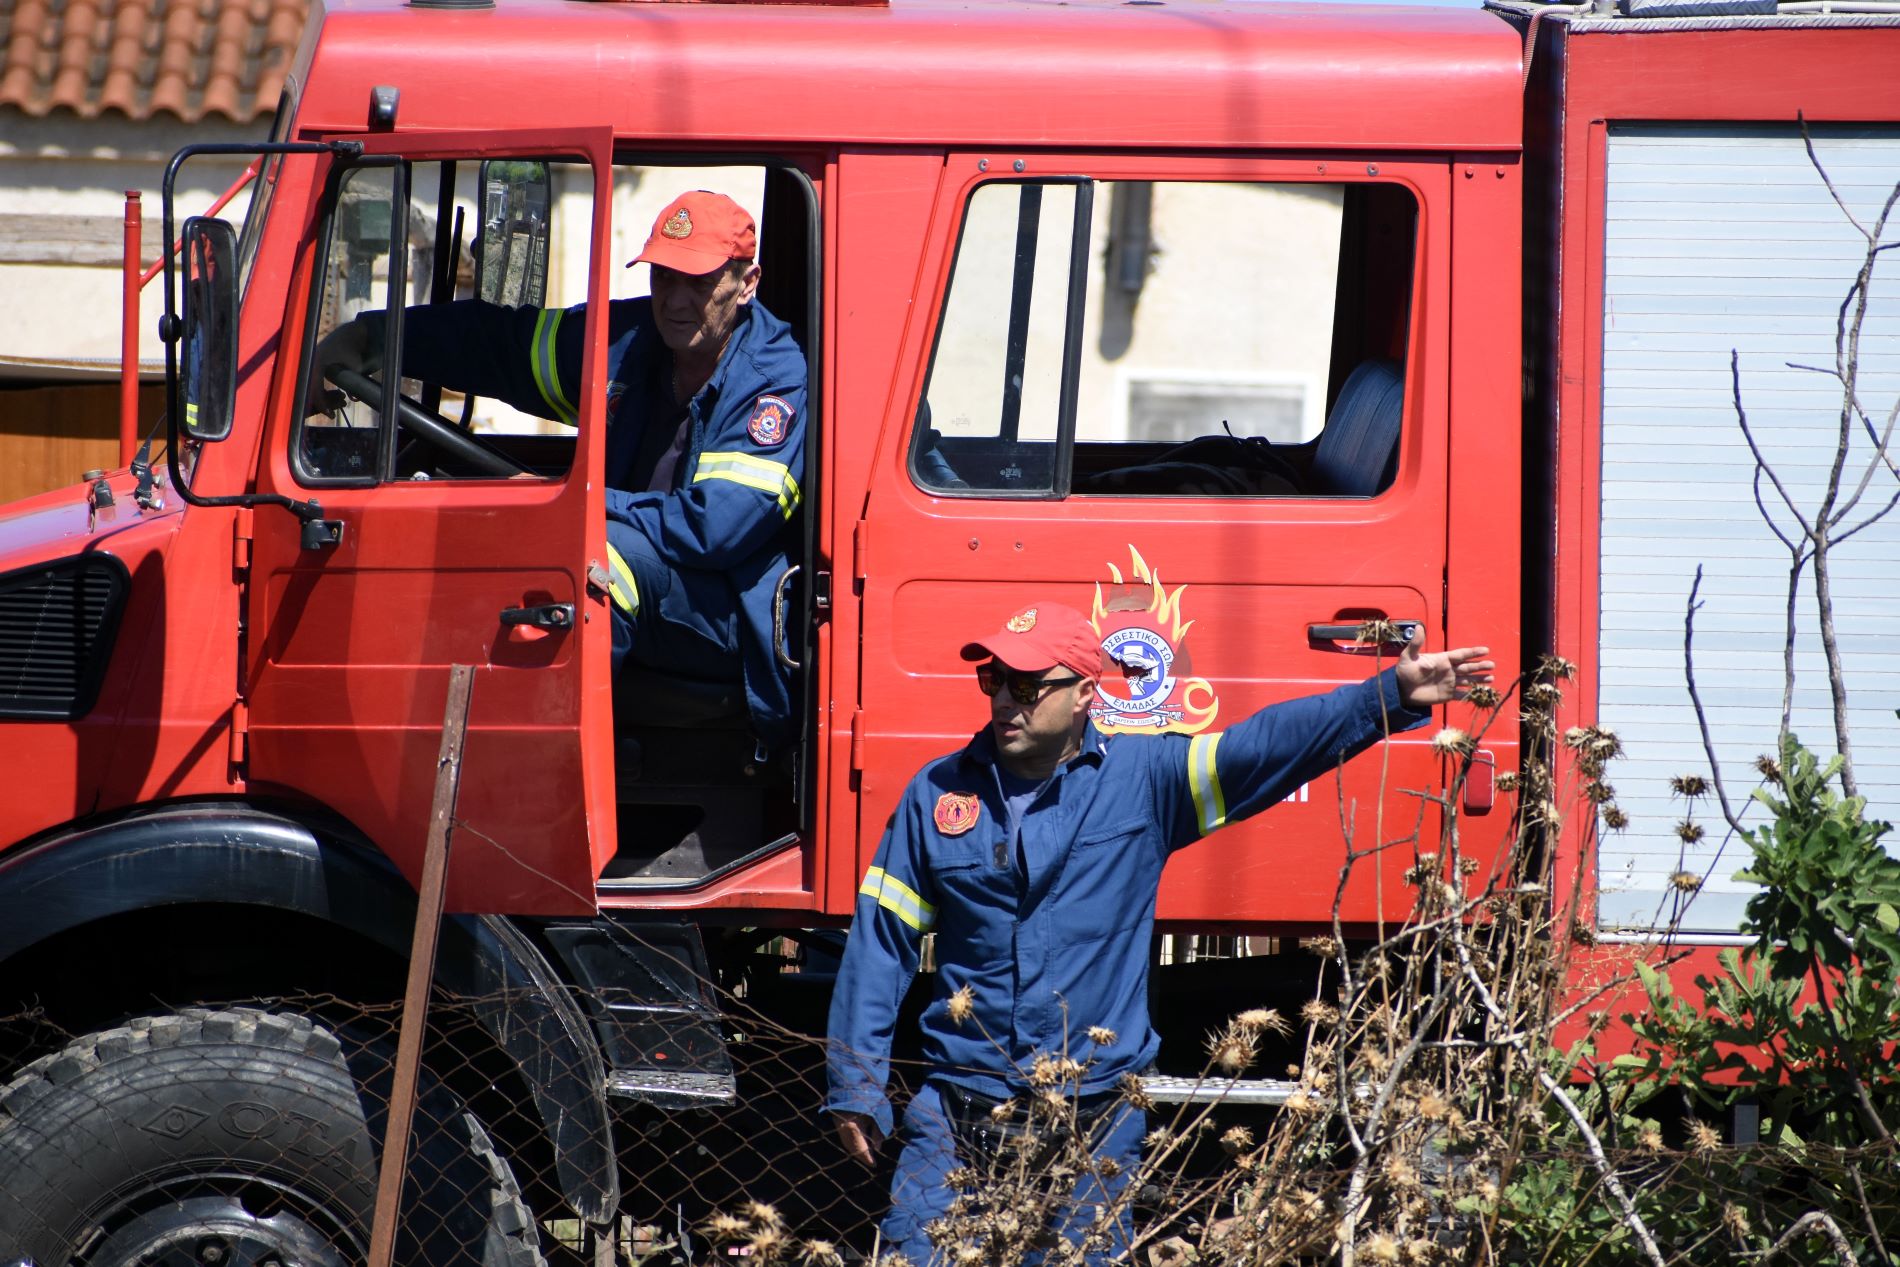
left=0, top=0, right=1895, bottom=1258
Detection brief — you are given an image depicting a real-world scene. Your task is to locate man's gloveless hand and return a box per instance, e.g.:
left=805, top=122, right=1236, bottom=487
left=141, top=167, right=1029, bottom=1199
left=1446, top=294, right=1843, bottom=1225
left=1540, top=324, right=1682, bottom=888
left=835, top=1112, right=885, bottom=1169
left=1396, top=630, right=1495, bottom=709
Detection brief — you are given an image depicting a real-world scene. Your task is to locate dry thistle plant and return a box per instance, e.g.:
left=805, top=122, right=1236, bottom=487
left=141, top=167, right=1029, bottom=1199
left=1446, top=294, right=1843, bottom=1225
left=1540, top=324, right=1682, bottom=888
left=1130, top=651, right=1652, bottom=1267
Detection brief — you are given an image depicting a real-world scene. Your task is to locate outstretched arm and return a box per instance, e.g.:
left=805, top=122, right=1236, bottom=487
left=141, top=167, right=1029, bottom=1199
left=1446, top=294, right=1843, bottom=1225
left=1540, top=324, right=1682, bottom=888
left=1395, top=629, right=1494, bottom=709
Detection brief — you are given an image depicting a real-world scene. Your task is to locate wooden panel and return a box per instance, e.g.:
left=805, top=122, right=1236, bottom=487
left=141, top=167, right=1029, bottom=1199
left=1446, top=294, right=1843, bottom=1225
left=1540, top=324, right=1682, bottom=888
left=0, top=214, right=162, bottom=266
left=0, top=383, right=162, bottom=501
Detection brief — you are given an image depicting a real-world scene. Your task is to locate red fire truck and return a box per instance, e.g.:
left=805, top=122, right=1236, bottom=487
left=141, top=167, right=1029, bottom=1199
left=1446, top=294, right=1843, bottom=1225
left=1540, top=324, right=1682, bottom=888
left=0, top=0, right=1894, bottom=1259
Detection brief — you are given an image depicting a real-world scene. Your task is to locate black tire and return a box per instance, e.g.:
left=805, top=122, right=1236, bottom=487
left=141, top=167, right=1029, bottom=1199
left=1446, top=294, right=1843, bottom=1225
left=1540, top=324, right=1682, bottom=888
left=0, top=1007, right=544, bottom=1267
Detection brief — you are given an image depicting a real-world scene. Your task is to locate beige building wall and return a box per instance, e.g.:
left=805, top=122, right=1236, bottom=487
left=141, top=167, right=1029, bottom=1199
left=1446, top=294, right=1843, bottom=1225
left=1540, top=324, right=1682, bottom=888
left=0, top=114, right=261, bottom=374
left=929, top=179, right=1345, bottom=446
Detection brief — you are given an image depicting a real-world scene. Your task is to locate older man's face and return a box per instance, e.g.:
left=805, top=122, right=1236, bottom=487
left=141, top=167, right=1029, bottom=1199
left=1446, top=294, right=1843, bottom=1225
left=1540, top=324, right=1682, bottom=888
left=650, top=260, right=760, bottom=360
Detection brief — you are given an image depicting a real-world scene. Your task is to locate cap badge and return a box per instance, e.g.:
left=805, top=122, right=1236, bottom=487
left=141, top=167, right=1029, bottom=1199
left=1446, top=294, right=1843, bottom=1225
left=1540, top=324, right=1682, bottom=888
left=935, top=792, right=981, bottom=836
left=1006, top=609, right=1038, bottom=634
left=661, top=208, right=693, bottom=240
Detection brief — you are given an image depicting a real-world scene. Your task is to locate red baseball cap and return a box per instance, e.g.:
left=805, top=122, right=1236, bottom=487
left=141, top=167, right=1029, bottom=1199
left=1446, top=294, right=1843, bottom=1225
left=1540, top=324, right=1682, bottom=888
left=629, top=191, right=757, bottom=276
left=960, top=602, right=1103, bottom=679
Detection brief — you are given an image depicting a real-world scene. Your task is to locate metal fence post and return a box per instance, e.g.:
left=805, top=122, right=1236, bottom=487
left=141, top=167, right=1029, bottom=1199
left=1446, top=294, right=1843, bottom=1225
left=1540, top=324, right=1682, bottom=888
left=367, top=664, right=476, bottom=1267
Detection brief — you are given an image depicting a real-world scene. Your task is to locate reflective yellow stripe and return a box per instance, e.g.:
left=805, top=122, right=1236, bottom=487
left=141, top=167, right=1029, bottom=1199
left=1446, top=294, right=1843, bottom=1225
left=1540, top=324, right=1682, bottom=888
left=1188, top=732, right=1228, bottom=837
left=694, top=450, right=802, bottom=520
left=859, top=865, right=935, bottom=932
left=604, top=543, right=639, bottom=617
left=530, top=308, right=577, bottom=427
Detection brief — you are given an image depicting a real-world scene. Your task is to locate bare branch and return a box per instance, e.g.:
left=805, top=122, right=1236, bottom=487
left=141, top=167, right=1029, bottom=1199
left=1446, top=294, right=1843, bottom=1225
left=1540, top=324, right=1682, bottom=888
left=1683, top=567, right=1747, bottom=835
left=1752, top=465, right=1802, bottom=555
left=1800, top=112, right=1870, bottom=241
left=1731, top=351, right=1811, bottom=537
left=1832, top=482, right=1900, bottom=547
left=1826, top=372, right=1900, bottom=527
left=1750, top=1210, right=1856, bottom=1265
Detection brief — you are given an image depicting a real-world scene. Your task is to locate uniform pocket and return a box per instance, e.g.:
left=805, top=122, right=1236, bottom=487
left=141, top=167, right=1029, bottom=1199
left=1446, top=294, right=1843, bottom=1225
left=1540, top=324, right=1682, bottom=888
left=1055, top=819, right=1159, bottom=946
left=928, top=844, right=987, bottom=875
left=1075, top=818, right=1146, bottom=850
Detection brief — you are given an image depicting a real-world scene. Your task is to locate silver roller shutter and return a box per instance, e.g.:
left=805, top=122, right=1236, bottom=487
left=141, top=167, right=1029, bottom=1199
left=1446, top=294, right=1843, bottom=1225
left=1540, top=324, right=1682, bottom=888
left=1596, top=122, right=1900, bottom=932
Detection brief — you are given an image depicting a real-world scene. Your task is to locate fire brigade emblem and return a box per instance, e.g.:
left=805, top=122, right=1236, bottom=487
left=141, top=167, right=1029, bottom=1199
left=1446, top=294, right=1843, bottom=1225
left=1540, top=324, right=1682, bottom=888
left=661, top=208, right=693, bottom=239
left=748, top=395, right=792, bottom=446
left=1006, top=608, right=1038, bottom=633
left=1089, top=546, right=1220, bottom=735
left=934, top=791, right=981, bottom=836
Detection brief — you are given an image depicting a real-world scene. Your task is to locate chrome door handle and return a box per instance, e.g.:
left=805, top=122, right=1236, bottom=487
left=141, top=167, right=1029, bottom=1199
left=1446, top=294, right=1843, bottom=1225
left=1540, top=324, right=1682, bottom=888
left=1307, top=619, right=1423, bottom=645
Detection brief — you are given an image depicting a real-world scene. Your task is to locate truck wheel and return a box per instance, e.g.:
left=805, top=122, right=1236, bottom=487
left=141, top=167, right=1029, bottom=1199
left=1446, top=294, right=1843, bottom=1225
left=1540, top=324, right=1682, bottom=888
left=0, top=1007, right=545, bottom=1267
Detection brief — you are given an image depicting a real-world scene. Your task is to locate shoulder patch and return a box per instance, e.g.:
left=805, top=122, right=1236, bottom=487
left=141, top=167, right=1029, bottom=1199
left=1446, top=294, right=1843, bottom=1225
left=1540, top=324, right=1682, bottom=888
left=934, top=791, right=981, bottom=837
left=747, top=394, right=794, bottom=447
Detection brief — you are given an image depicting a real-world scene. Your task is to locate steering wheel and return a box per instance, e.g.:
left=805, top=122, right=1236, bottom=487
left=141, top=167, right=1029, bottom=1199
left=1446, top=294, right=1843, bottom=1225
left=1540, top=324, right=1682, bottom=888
left=326, top=367, right=534, bottom=478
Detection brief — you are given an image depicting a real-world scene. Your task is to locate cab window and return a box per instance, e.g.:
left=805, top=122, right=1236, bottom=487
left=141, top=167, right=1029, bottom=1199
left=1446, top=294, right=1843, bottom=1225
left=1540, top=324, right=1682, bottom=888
left=294, top=156, right=595, bottom=484
left=911, top=178, right=1416, bottom=498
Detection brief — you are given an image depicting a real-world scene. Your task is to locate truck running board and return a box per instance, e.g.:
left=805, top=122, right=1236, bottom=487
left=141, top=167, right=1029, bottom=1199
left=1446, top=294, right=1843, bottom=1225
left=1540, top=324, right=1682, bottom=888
left=604, top=1067, right=739, bottom=1108
left=1139, top=1074, right=1302, bottom=1106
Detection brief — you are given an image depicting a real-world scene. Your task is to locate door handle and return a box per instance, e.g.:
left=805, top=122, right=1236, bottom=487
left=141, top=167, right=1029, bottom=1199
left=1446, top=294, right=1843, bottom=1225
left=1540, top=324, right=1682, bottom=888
left=1308, top=619, right=1423, bottom=646
left=773, top=564, right=802, bottom=670
left=500, top=603, right=575, bottom=629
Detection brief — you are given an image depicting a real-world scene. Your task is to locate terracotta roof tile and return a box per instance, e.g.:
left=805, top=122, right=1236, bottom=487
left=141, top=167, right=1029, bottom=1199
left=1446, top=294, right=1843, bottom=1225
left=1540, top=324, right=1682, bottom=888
left=0, top=0, right=306, bottom=122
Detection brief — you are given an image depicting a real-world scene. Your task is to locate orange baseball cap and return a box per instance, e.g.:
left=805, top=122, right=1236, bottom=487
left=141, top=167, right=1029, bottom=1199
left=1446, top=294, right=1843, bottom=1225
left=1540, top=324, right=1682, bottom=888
left=629, top=191, right=757, bottom=276
left=960, top=602, right=1104, bottom=680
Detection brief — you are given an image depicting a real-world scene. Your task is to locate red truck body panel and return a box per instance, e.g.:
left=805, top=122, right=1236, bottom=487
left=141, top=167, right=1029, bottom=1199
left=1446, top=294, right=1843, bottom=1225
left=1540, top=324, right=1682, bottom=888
left=3, top=0, right=1895, bottom=966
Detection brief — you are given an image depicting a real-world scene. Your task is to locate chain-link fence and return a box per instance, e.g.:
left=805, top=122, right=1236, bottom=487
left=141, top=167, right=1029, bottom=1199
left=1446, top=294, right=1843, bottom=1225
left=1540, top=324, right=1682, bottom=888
left=5, top=933, right=1900, bottom=1267
left=0, top=642, right=1891, bottom=1264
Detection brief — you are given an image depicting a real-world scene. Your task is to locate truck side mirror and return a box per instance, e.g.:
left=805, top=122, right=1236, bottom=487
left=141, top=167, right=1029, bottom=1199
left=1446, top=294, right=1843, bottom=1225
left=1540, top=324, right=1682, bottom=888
left=475, top=160, right=551, bottom=309
left=178, top=215, right=239, bottom=442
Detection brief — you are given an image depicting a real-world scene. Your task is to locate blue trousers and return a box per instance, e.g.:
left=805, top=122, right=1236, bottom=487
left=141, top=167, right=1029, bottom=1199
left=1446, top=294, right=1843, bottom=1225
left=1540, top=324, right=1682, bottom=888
left=882, top=1082, right=1144, bottom=1267
left=604, top=522, right=740, bottom=683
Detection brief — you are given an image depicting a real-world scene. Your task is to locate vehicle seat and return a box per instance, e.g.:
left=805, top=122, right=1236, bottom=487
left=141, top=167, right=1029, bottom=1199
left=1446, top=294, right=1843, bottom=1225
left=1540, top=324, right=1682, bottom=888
left=1310, top=359, right=1404, bottom=496
left=614, top=668, right=748, bottom=729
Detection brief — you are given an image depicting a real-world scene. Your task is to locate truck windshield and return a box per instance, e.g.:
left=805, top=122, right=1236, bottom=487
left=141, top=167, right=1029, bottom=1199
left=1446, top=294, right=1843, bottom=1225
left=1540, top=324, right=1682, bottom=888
left=236, top=87, right=296, bottom=297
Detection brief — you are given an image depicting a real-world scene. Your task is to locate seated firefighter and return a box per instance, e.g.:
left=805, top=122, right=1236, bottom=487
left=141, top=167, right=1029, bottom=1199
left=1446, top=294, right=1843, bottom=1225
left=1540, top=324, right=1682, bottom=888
left=311, top=191, right=808, bottom=750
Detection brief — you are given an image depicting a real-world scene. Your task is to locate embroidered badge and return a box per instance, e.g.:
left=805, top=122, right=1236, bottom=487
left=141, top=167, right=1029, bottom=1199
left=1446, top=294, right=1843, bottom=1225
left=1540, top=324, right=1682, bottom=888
left=747, top=395, right=793, bottom=446
left=934, top=792, right=981, bottom=836
left=1006, top=608, right=1038, bottom=633
left=661, top=208, right=693, bottom=239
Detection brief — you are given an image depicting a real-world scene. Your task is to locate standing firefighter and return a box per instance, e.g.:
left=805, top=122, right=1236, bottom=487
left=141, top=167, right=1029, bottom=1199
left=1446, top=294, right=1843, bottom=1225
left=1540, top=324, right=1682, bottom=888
left=825, top=601, right=1492, bottom=1263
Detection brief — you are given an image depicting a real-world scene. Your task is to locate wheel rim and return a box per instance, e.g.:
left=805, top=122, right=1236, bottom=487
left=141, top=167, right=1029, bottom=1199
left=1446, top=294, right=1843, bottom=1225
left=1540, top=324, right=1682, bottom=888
left=75, top=1189, right=357, bottom=1267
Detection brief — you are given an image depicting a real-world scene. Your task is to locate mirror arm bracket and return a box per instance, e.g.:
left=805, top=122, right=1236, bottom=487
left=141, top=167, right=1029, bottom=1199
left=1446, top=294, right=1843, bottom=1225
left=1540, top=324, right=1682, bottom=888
left=159, top=140, right=362, bottom=549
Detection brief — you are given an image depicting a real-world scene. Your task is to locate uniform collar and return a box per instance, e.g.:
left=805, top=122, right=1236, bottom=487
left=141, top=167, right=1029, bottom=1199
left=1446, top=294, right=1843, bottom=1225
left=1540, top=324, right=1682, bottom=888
left=701, top=300, right=760, bottom=400
left=959, top=721, right=1109, bottom=776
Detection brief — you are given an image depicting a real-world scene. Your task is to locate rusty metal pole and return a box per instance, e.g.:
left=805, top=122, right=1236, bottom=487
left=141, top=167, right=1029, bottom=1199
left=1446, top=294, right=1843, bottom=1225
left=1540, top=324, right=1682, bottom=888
left=367, top=664, right=476, bottom=1267
left=121, top=191, right=142, bottom=468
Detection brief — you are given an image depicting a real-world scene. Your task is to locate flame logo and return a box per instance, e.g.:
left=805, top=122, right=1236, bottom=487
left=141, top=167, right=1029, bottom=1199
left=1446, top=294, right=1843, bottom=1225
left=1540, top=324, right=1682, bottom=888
left=1089, top=546, right=1220, bottom=735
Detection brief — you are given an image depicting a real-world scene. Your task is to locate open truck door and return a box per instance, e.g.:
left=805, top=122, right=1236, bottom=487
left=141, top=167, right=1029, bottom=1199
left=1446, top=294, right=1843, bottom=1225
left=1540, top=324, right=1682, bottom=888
left=243, top=129, right=617, bottom=914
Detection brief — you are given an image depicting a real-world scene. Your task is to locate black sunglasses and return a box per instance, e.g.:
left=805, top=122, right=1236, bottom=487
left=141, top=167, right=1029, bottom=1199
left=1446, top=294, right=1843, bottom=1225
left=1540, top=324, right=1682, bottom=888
left=976, top=663, right=1083, bottom=706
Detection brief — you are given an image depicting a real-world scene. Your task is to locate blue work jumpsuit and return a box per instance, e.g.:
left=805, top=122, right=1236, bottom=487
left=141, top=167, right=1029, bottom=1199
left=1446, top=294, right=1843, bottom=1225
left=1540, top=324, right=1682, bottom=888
left=825, top=670, right=1430, bottom=1263
left=389, top=297, right=808, bottom=746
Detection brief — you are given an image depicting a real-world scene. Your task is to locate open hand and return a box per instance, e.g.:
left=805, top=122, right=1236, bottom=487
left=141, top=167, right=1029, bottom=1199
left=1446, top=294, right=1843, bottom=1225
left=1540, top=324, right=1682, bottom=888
left=1396, top=629, right=1494, bottom=709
